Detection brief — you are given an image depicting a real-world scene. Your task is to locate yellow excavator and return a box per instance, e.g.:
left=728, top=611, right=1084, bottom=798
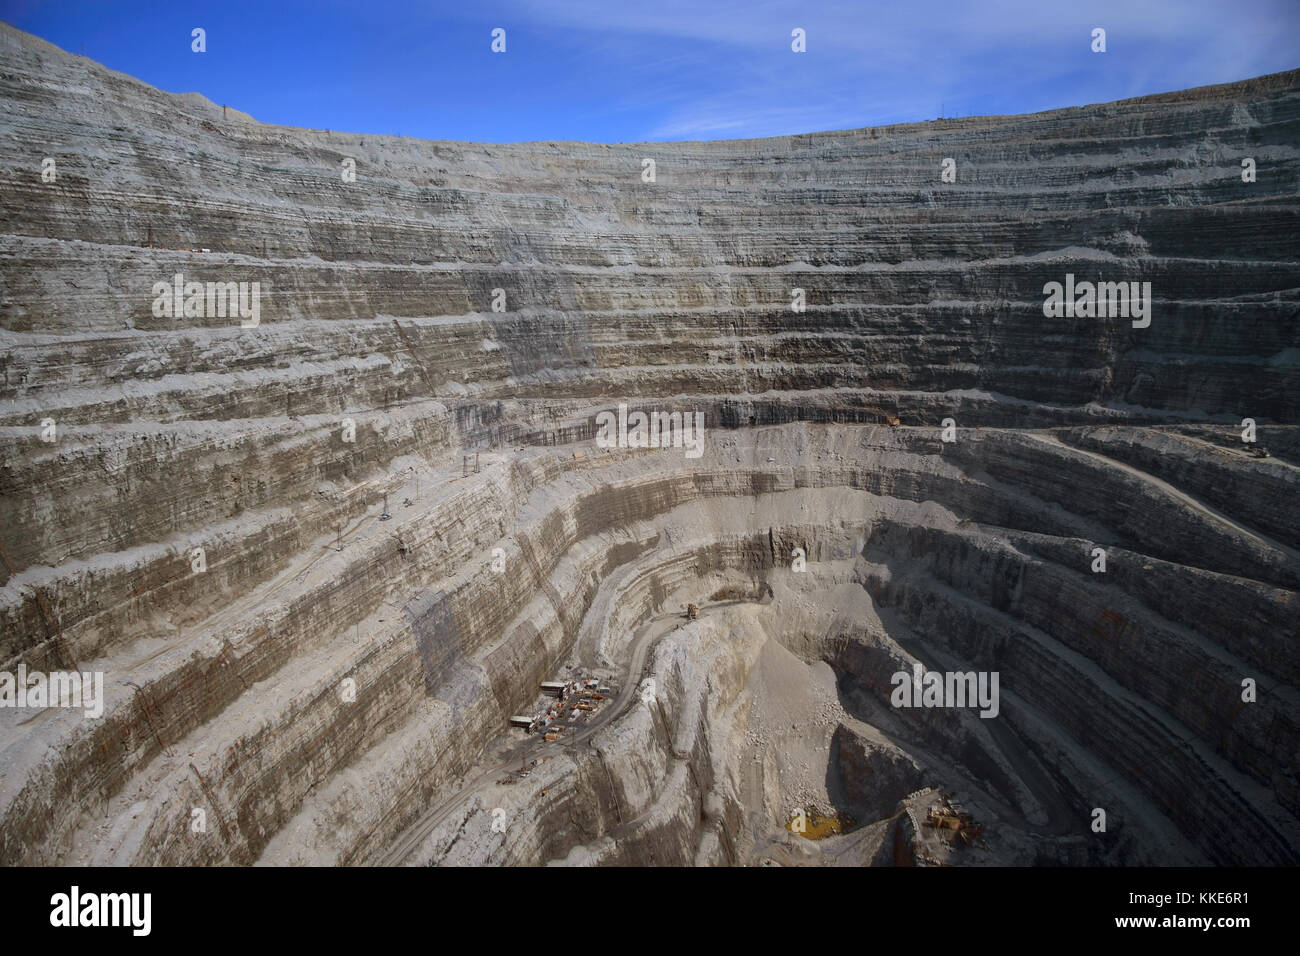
left=925, top=792, right=983, bottom=846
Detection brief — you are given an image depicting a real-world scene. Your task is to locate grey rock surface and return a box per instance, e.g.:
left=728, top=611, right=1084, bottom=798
left=0, top=22, right=1296, bottom=866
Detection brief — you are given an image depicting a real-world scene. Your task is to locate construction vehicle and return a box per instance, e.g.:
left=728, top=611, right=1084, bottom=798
left=924, top=792, right=983, bottom=846
left=685, top=603, right=700, bottom=621
left=886, top=415, right=901, bottom=427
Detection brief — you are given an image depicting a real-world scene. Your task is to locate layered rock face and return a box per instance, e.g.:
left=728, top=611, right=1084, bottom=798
left=0, top=22, right=1297, bottom=866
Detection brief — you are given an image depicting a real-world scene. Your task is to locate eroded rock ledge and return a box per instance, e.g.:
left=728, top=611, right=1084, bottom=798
left=0, top=23, right=1296, bottom=866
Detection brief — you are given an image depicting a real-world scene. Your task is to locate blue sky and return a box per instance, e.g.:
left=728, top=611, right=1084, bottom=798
left=3, top=0, right=1297, bottom=142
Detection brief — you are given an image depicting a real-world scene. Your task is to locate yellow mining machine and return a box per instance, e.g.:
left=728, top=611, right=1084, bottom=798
left=925, top=792, right=983, bottom=846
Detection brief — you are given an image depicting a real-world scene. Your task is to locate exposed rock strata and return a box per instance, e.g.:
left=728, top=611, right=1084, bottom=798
left=0, top=23, right=1296, bottom=866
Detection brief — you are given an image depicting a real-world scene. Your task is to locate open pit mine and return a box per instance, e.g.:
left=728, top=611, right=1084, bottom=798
left=0, top=23, right=1297, bottom=868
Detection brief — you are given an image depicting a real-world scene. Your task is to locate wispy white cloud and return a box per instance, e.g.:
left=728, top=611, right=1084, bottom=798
left=500, top=0, right=1300, bottom=139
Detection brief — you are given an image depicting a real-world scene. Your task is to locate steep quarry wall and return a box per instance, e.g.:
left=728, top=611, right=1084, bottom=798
left=0, top=22, right=1296, bottom=867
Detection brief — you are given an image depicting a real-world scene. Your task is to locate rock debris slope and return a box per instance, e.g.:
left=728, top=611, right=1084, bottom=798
left=0, top=22, right=1297, bottom=866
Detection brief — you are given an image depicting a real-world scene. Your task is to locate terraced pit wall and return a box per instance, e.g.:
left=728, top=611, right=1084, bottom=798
left=0, top=22, right=1296, bottom=866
